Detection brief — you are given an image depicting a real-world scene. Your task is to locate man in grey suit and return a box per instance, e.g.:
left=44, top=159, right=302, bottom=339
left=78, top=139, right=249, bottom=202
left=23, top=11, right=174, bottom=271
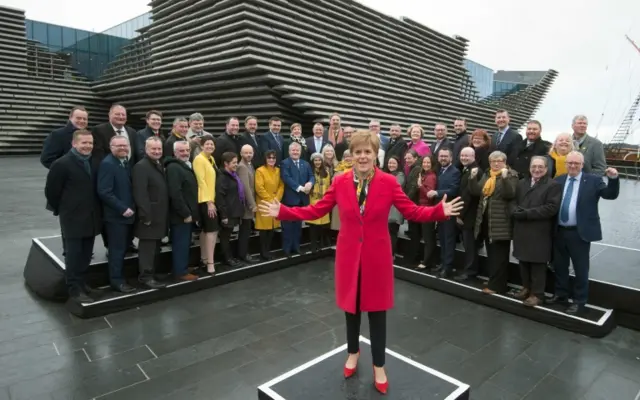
left=572, top=115, right=606, bottom=176
left=236, top=144, right=257, bottom=263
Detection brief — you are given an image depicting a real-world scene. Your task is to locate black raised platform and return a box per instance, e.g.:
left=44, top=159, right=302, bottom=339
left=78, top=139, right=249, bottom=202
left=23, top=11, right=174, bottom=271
left=395, top=231, right=640, bottom=332
left=257, top=336, right=470, bottom=400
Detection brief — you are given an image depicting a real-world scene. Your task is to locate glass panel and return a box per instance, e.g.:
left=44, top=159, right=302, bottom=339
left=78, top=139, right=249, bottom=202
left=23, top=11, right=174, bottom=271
left=62, top=27, right=77, bottom=48
left=32, top=21, right=48, bottom=45
left=76, top=30, right=90, bottom=51
left=88, top=34, right=100, bottom=54
left=47, top=24, right=62, bottom=48
left=25, top=20, right=33, bottom=39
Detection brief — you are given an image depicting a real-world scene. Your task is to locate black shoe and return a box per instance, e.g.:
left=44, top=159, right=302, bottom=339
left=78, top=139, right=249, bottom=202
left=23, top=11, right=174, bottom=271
left=140, top=279, right=166, bottom=290
left=454, top=273, right=473, bottom=282
left=239, top=255, right=257, bottom=263
left=82, top=284, right=93, bottom=294
left=566, top=304, right=587, bottom=316
left=71, top=292, right=94, bottom=303
left=260, top=254, right=274, bottom=261
left=225, top=259, right=243, bottom=268
left=437, top=270, right=453, bottom=279
left=547, top=295, right=569, bottom=305
left=114, top=283, right=136, bottom=293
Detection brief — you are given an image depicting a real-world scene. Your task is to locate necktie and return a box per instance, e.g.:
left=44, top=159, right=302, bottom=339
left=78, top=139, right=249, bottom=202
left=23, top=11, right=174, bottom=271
left=560, top=177, right=575, bottom=223
left=497, top=132, right=503, bottom=145
left=295, top=160, right=299, bottom=169
left=116, top=129, right=122, bottom=135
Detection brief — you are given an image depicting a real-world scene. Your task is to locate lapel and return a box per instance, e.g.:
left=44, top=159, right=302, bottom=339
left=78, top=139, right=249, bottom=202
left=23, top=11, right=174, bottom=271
left=577, top=174, right=588, bottom=205
left=344, top=170, right=363, bottom=221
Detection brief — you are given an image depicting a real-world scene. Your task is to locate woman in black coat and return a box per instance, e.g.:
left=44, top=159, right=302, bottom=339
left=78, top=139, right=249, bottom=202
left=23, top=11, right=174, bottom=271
left=512, top=156, right=562, bottom=306
left=215, top=151, right=246, bottom=268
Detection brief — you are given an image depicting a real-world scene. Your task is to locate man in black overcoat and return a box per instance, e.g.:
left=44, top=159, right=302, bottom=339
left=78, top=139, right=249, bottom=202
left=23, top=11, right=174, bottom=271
left=512, top=156, right=562, bottom=306
left=132, top=136, right=169, bottom=289
left=44, top=130, right=102, bottom=303
left=454, top=147, right=482, bottom=281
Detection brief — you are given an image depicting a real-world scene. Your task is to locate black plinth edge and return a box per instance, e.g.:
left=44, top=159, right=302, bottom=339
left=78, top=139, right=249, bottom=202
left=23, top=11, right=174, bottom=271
left=23, top=236, right=67, bottom=301
left=257, top=336, right=470, bottom=400
left=393, top=265, right=615, bottom=338
left=64, top=246, right=334, bottom=318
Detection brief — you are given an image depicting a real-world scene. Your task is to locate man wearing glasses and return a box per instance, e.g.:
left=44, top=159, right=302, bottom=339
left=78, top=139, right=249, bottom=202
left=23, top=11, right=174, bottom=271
left=549, top=151, right=619, bottom=315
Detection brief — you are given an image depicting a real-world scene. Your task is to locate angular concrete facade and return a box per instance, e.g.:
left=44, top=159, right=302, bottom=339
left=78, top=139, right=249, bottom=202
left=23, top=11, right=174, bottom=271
left=1, top=0, right=557, bottom=154
left=0, top=6, right=108, bottom=155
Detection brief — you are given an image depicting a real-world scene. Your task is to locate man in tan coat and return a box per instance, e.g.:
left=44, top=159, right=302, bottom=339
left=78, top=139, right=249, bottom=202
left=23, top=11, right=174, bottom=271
left=237, top=144, right=257, bottom=263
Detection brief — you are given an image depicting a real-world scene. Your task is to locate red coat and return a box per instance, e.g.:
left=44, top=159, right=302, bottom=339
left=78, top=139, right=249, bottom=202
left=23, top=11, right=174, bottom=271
left=278, top=169, right=447, bottom=313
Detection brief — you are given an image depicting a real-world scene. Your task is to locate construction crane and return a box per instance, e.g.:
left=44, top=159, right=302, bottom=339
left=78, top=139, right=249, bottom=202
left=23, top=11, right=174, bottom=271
left=605, top=35, right=640, bottom=159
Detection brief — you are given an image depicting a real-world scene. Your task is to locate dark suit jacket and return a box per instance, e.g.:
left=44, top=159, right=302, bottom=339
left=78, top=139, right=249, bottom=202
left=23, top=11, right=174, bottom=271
left=383, top=138, right=408, bottom=170
left=215, top=169, right=246, bottom=222
left=239, top=132, right=263, bottom=168
left=92, top=123, right=138, bottom=164
left=213, top=132, right=243, bottom=167
left=492, top=127, right=523, bottom=166
left=44, top=152, right=102, bottom=238
left=554, top=173, right=619, bottom=242
left=97, top=154, right=134, bottom=225
left=458, top=163, right=481, bottom=229
left=511, top=138, right=551, bottom=179
left=165, top=157, right=199, bottom=225
left=434, top=164, right=461, bottom=200
left=452, top=132, right=470, bottom=166
left=40, top=121, right=77, bottom=169
left=132, top=157, right=169, bottom=240
left=430, top=138, right=453, bottom=157
left=260, top=131, right=286, bottom=165
left=136, top=126, right=165, bottom=161
left=306, top=135, right=329, bottom=155
left=280, top=157, right=315, bottom=206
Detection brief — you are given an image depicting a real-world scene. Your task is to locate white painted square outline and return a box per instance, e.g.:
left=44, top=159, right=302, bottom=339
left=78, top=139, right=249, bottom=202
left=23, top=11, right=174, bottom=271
left=257, top=335, right=470, bottom=400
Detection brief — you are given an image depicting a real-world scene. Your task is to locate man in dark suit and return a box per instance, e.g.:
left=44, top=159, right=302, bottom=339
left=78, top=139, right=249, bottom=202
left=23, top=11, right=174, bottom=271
left=383, top=124, right=407, bottom=170
left=550, top=151, right=619, bottom=315
left=41, top=106, right=89, bottom=169
left=97, top=135, right=136, bottom=294
left=213, top=117, right=243, bottom=166
left=132, top=137, right=168, bottom=290
left=165, top=141, right=200, bottom=281
left=164, top=117, right=189, bottom=161
left=240, top=116, right=263, bottom=169
left=452, top=119, right=470, bottom=167
left=41, top=106, right=89, bottom=256
left=280, top=142, right=315, bottom=256
left=511, top=120, right=551, bottom=179
left=430, top=123, right=453, bottom=157
left=92, top=104, right=138, bottom=165
left=44, top=130, right=101, bottom=303
left=135, top=110, right=164, bottom=162
left=306, top=123, right=328, bottom=155
left=425, top=148, right=461, bottom=278
left=260, top=117, right=285, bottom=165
left=454, top=147, right=481, bottom=281
left=492, top=109, right=523, bottom=167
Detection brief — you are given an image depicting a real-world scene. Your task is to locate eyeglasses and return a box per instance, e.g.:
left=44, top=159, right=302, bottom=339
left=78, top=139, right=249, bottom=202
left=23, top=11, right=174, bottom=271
left=267, top=156, right=276, bottom=159
left=490, top=159, right=506, bottom=164
left=566, top=162, right=583, bottom=166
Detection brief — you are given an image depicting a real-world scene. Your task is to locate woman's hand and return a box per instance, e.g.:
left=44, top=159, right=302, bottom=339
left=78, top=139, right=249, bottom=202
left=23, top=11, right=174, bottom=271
left=417, top=173, right=423, bottom=186
left=501, top=168, right=509, bottom=179
left=207, top=201, right=216, bottom=218
left=259, top=199, right=281, bottom=218
left=440, top=194, right=463, bottom=217
left=470, top=167, right=478, bottom=179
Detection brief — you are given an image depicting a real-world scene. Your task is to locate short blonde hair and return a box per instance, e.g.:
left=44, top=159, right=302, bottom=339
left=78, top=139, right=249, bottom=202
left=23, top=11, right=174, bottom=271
left=290, top=123, right=302, bottom=133
left=349, top=129, right=380, bottom=154
left=407, top=124, right=424, bottom=137
left=550, top=132, right=575, bottom=155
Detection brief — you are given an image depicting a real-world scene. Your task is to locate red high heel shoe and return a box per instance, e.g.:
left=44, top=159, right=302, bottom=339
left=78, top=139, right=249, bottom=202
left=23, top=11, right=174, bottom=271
left=343, top=351, right=359, bottom=378
left=373, top=366, right=389, bottom=394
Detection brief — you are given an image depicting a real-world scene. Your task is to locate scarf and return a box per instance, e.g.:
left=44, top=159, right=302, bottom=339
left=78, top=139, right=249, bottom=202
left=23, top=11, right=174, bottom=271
left=335, top=159, right=353, bottom=172
left=354, top=169, right=376, bottom=215
left=482, top=170, right=501, bottom=197
left=71, top=148, right=91, bottom=175
left=231, top=171, right=245, bottom=204
left=292, top=135, right=307, bottom=151
left=328, top=127, right=343, bottom=145
left=550, top=151, right=567, bottom=177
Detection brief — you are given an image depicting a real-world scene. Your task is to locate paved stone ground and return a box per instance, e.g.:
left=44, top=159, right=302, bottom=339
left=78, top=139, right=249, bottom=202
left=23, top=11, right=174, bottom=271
left=0, top=156, right=639, bottom=400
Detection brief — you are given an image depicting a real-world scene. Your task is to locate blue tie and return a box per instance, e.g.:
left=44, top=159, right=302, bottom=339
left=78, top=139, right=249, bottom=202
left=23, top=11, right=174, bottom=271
left=560, top=177, right=575, bottom=223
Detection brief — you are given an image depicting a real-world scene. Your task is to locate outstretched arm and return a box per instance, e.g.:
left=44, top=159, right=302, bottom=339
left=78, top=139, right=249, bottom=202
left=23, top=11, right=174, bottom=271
left=277, top=181, right=337, bottom=221
left=392, top=179, right=447, bottom=223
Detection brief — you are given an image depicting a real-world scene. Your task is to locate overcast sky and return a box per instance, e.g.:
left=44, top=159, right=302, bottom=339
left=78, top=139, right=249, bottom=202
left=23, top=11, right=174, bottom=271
left=3, top=0, right=640, bottom=142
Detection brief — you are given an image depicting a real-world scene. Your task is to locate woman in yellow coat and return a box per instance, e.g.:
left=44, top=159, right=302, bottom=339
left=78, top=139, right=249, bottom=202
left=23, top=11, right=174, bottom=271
left=193, top=136, right=219, bottom=274
left=255, top=150, right=284, bottom=260
left=307, top=153, right=331, bottom=252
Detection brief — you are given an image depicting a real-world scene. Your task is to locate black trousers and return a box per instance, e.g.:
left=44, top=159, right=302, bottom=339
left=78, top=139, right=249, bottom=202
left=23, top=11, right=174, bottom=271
left=345, top=269, right=386, bottom=367
left=64, top=236, right=95, bottom=296
left=486, top=240, right=511, bottom=292
left=237, top=219, right=252, bottom=259
left=519, top=261, right=546, bottom=298
left=421, top=222, right=437, bottom=267
left=138, top=239, right=161, bottom=282
left=405, top=221, right=422, bottom=264
left=461, top=228, right=480, bottom=276
left=309, top=223, right=329, bottom=251
left=259, top=229, right=274, bottom=257
left=219, top=224, right=237, bottom=262
left=388, top=222, right=400, bottom=258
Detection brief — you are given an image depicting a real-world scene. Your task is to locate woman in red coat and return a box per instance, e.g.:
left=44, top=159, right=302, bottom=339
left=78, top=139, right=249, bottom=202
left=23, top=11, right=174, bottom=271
left=259, top=130, right=462, bottom=394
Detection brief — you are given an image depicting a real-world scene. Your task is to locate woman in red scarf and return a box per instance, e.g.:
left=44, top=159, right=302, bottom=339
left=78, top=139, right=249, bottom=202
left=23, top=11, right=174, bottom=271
left=259, top=130, right=463, bottom=394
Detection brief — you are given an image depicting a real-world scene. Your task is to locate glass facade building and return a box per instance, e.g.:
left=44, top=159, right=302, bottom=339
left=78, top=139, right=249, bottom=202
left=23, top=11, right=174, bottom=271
left=102, top=13, right=151, bottom=39
left=24, top=19, right=131, bottom=80
left=464, top=59, right=494, bottom=99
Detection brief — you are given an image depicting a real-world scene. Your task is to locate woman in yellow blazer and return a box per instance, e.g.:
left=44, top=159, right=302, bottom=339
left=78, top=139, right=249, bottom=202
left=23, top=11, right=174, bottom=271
left=255, top=150, right=284, bottom=260
left=307, top=153, right=331, bottom=252
left=193, top=136, right=219, bottom=274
